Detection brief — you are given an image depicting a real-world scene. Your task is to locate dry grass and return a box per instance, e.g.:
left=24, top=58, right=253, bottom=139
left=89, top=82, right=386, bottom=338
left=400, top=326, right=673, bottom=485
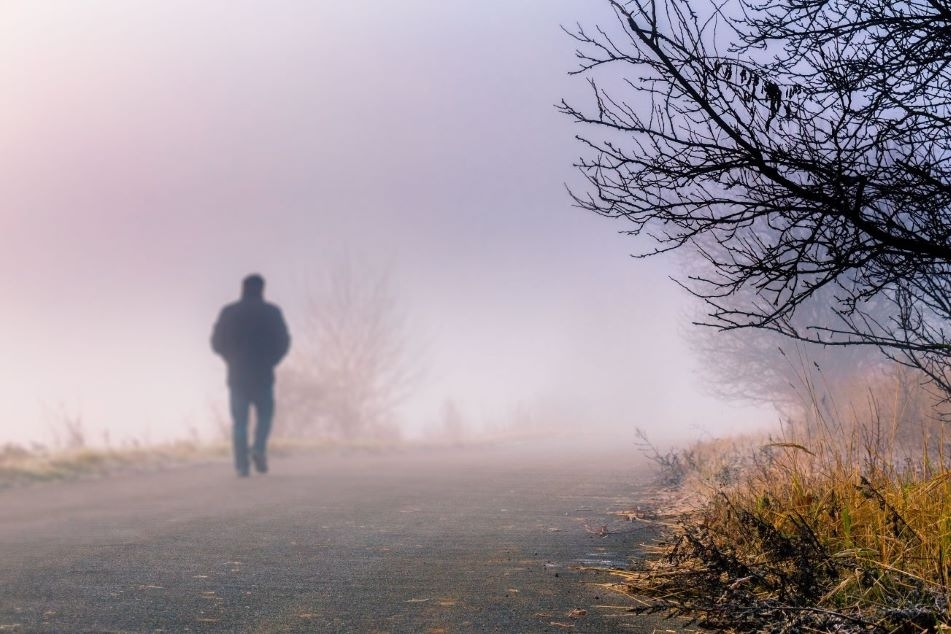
left=0, top=432, right=533, bottom=490
left=626, top=368, right=951, bottom=632
left=0, top=441, right=232, bottom=488
left=0, top=436, right=411, bottom=488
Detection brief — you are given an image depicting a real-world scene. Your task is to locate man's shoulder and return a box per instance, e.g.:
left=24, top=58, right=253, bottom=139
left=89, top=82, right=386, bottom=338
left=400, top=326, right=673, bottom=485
left=262, top=302, right=286, bottom=320
left=219, top=301, right=242, bottom=315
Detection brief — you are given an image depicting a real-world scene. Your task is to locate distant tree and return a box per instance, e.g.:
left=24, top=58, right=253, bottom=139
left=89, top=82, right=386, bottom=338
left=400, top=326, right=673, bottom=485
left=435, top=399, right=466, bottom=445
left=690, top=285, right=886, bottom=409
left=688, top=252, right=951, bottom=451
left=277, top=265, right=418, bottom=440
left=561, top=0, right=951, bottom=394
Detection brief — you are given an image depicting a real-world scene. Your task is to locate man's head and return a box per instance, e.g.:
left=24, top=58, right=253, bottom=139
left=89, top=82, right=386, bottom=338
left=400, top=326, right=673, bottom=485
left=242, top=274, right=265, bottom=299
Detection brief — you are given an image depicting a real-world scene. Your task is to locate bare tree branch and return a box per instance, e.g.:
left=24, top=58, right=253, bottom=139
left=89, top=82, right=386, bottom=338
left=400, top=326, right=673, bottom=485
left=563, top=0, right=951, bottom=395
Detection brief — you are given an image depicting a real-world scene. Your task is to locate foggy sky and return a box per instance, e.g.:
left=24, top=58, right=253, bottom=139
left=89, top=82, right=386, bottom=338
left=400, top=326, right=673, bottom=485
left=0, top=0, right=769, bottom=447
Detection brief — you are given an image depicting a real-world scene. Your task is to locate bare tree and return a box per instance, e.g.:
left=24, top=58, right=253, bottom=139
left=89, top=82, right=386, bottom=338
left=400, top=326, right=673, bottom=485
left=560, top=0, right=951, bottom=393
left=277, top=265, right=418, bottom=441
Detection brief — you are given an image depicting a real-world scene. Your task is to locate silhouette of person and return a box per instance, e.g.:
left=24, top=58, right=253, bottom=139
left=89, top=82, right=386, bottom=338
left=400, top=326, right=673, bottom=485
left=212, top=274, right=291, bottom=477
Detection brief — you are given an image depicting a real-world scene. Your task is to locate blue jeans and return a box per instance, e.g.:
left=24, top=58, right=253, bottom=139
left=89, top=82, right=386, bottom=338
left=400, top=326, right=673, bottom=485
left=230, top=385, right=274, bottom=474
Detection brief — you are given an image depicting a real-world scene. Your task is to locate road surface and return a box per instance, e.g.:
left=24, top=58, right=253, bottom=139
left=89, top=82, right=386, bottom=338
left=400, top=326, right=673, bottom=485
left=0, top=443, right=674, bottom=632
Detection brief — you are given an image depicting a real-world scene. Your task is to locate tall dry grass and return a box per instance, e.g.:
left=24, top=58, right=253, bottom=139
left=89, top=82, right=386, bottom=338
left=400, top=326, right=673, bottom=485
left=625, top=364, right=951, bottom=632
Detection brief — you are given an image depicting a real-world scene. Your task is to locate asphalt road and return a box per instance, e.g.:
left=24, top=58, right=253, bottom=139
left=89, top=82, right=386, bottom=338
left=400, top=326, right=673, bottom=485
left=0, top=443, right=674, bottom=633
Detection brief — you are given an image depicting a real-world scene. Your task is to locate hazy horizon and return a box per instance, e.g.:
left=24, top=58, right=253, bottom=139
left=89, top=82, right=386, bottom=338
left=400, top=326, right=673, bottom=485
left=0, top=0, right=772, bottom=449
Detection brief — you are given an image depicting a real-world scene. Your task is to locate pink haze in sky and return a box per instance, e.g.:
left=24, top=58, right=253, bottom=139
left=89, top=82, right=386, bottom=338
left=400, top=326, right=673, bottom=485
left=0, top=1, right=769, bottom=446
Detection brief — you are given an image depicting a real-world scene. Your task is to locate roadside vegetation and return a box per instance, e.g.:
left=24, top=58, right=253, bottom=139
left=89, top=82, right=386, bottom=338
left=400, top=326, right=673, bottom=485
left=0, top=440, right=231, bottom=488
left=0, top=402, right=400, bottom=489
left=623, top=361, right=951, bottom=632
left=562, top=0, right=951, bottom=629
left=0, top=435, right=423, bottom=489
left=0, top=401, right=542, bottom=490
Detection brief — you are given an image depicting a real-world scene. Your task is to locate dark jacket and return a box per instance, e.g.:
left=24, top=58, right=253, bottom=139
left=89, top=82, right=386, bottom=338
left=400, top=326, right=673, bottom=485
left=211, top=297, right=290, bottom=390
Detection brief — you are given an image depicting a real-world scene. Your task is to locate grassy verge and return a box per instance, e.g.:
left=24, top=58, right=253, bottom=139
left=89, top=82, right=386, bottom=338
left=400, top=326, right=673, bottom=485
left=0, top=436, right=416, bottom=488
left=0, top=441, right=234, bottom=488
left=0, top=431, right=541, bottom=490
left=622, top=416, right=951, bottom=631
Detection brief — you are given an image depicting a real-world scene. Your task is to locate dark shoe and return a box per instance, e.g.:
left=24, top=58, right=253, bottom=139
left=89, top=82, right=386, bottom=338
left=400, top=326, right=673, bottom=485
left=237, top=468, right=250, bottom=478
left=251, top=451, right=268, bottom=474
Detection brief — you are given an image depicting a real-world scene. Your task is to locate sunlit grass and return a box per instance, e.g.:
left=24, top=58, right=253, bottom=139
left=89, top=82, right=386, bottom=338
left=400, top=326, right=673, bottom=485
left=0, top=441, right=231, bottom=487
left=0, top=437, right=397, bottom=487
left=0, top=428, right=544, bottom=489
left=627, top=371, right=951, bottom=631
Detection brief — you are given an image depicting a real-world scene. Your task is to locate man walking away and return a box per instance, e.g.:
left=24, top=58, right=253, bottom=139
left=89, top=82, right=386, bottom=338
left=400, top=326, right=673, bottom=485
left=212, top=274, right=291, bottom=477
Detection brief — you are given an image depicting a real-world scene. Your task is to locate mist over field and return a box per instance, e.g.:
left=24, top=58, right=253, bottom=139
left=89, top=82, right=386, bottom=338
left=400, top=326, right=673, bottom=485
left=0, top=0, right=771, bottom=450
